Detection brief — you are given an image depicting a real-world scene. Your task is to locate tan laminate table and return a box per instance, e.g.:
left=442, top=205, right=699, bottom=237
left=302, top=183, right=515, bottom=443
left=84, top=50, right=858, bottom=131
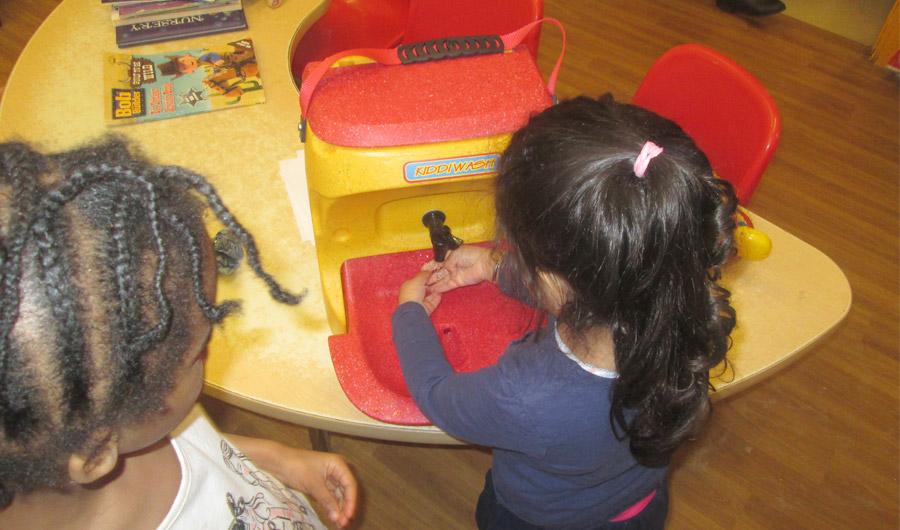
left=0, top=0, right=852, bottom=444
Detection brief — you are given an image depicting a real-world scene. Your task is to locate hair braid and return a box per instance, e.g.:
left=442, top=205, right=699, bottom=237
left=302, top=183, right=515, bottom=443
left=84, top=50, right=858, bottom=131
left=168, top=213, right=239, bottom=322
left=0, top=161, right=45, bottom=377
left=153, top=166, right=307, bottom=305
left=109, top=170, right=174, bottom=361
left=31, top=205, right=92, bottom=419
left=0, top=153, right=56, bottom=439
left=0, top=142, right=44, bottom=218
left=139, top=174, right=173, bottom=344
left=111, top=195, right=141, bottom=337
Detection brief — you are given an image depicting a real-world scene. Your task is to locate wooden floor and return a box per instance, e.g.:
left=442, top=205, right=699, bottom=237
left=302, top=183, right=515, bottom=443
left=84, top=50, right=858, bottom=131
left=2, top=1, right=897, bottom=528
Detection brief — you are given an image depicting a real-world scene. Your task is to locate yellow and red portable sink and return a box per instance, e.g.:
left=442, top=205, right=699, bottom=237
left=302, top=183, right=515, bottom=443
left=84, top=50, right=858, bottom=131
left=299, top=21, right=564, bottom=424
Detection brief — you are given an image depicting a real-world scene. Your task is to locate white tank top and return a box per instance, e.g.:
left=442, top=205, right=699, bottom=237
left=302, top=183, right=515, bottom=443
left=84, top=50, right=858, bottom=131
left=156, top=405, right=326, bottom=530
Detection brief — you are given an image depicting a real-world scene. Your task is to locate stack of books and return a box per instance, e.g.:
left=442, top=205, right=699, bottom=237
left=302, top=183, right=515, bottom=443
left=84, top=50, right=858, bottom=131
left=106, top=0, right=248, bottom=48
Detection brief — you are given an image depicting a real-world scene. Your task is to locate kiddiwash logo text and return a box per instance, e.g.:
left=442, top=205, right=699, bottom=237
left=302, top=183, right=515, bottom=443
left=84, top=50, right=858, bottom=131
left=404, top=154, right=501, bottom=182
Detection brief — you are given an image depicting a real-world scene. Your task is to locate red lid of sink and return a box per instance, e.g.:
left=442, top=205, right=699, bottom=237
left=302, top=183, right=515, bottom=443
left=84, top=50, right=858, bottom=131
left=328, top=246, right=536, bottom=425
left=305, top=46, right=553, bottom=148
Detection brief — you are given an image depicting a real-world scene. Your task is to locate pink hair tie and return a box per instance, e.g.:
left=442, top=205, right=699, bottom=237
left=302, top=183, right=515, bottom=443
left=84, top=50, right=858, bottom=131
left=633, top=141, right=664, bottom=178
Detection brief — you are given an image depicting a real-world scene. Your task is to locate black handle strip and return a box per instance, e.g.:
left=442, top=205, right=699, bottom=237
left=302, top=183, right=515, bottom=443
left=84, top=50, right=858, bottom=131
left=397, top=35, right=505, bottom=64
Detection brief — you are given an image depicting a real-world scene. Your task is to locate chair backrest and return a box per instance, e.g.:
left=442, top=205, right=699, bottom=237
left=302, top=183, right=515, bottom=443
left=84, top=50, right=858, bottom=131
left=402, top=0, right=543, bottom=60
left=631, top=44, right=780, bottom=205
left=290, top=0, right=411, bottom=88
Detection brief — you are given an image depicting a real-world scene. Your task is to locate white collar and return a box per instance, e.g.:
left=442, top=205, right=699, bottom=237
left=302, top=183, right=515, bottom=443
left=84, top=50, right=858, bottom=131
left=554, top=322, right=617, bottom=379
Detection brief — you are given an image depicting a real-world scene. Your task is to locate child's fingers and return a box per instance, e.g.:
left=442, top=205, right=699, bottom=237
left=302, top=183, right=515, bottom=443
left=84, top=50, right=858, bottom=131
left=421, top=291, right=442, bottom=315
left=399, top=270, right=434, bottom=305
left=322, top=484, right=349, bottom=527
left=405, top=269, right=432, bottom=289
left=426, top=266, right=449, bottom=286
left=325, top=463, right=357, bottom=527
left=334, top=477, right=358, bottom=525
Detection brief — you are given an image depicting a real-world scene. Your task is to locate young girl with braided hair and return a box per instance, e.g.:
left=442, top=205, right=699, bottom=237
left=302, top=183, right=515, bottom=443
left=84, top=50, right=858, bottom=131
left=0, top=138, right=356, bottom=528
left=393, top=94, right=738, bottom=529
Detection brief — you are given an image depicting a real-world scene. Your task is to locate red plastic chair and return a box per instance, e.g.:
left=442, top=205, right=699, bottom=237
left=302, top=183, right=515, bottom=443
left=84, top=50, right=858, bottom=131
left=631, top=44, right=781, bottom=205
left=402, top=0, right=543, bottom=60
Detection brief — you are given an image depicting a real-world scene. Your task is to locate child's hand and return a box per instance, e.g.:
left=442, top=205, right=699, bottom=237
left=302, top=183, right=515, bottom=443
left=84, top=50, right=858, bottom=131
left=398, top=264, right=442, bottom=315
left=279, top=449, right=357, bottom=528
left=225, top=436, right=357, bottom=528
left=427, top=245, right=496, bottom=294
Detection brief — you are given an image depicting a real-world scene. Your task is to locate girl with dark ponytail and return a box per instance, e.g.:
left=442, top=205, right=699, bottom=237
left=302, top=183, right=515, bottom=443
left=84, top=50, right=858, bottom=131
left=393, top=94, right=737, bottom=529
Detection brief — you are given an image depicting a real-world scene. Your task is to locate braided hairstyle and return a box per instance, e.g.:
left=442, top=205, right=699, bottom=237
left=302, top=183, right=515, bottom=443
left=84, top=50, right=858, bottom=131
left=0, top=137, right=304, bottom=508
left=495, top=94, right=737, bottom=467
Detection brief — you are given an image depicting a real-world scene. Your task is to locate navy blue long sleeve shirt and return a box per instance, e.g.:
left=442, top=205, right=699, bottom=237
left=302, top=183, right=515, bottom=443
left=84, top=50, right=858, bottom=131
left=391, top=271, right=665, bottom=528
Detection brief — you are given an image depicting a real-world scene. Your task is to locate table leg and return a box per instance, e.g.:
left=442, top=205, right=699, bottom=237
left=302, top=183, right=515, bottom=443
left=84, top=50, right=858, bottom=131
left=309, top=427, right=332, bottom=452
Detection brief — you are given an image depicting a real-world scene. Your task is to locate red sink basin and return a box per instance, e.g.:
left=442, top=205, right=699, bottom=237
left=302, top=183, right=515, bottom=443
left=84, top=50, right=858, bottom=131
left=328, top=246, right=535, bottom=425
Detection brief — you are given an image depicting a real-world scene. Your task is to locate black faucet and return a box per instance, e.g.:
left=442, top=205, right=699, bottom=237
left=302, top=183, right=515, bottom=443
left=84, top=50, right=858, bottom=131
left=422, top=210, right=463, bottom=262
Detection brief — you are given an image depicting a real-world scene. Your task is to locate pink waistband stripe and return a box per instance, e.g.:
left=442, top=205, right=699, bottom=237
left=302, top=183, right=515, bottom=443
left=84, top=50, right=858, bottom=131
left=610, top=490, right=657, bottom=522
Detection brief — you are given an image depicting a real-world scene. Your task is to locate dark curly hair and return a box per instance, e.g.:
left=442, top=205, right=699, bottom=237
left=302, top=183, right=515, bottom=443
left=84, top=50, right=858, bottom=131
left=0, top=137, right=304, bottom=508
left=495, top=94, right=737, bottom=467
